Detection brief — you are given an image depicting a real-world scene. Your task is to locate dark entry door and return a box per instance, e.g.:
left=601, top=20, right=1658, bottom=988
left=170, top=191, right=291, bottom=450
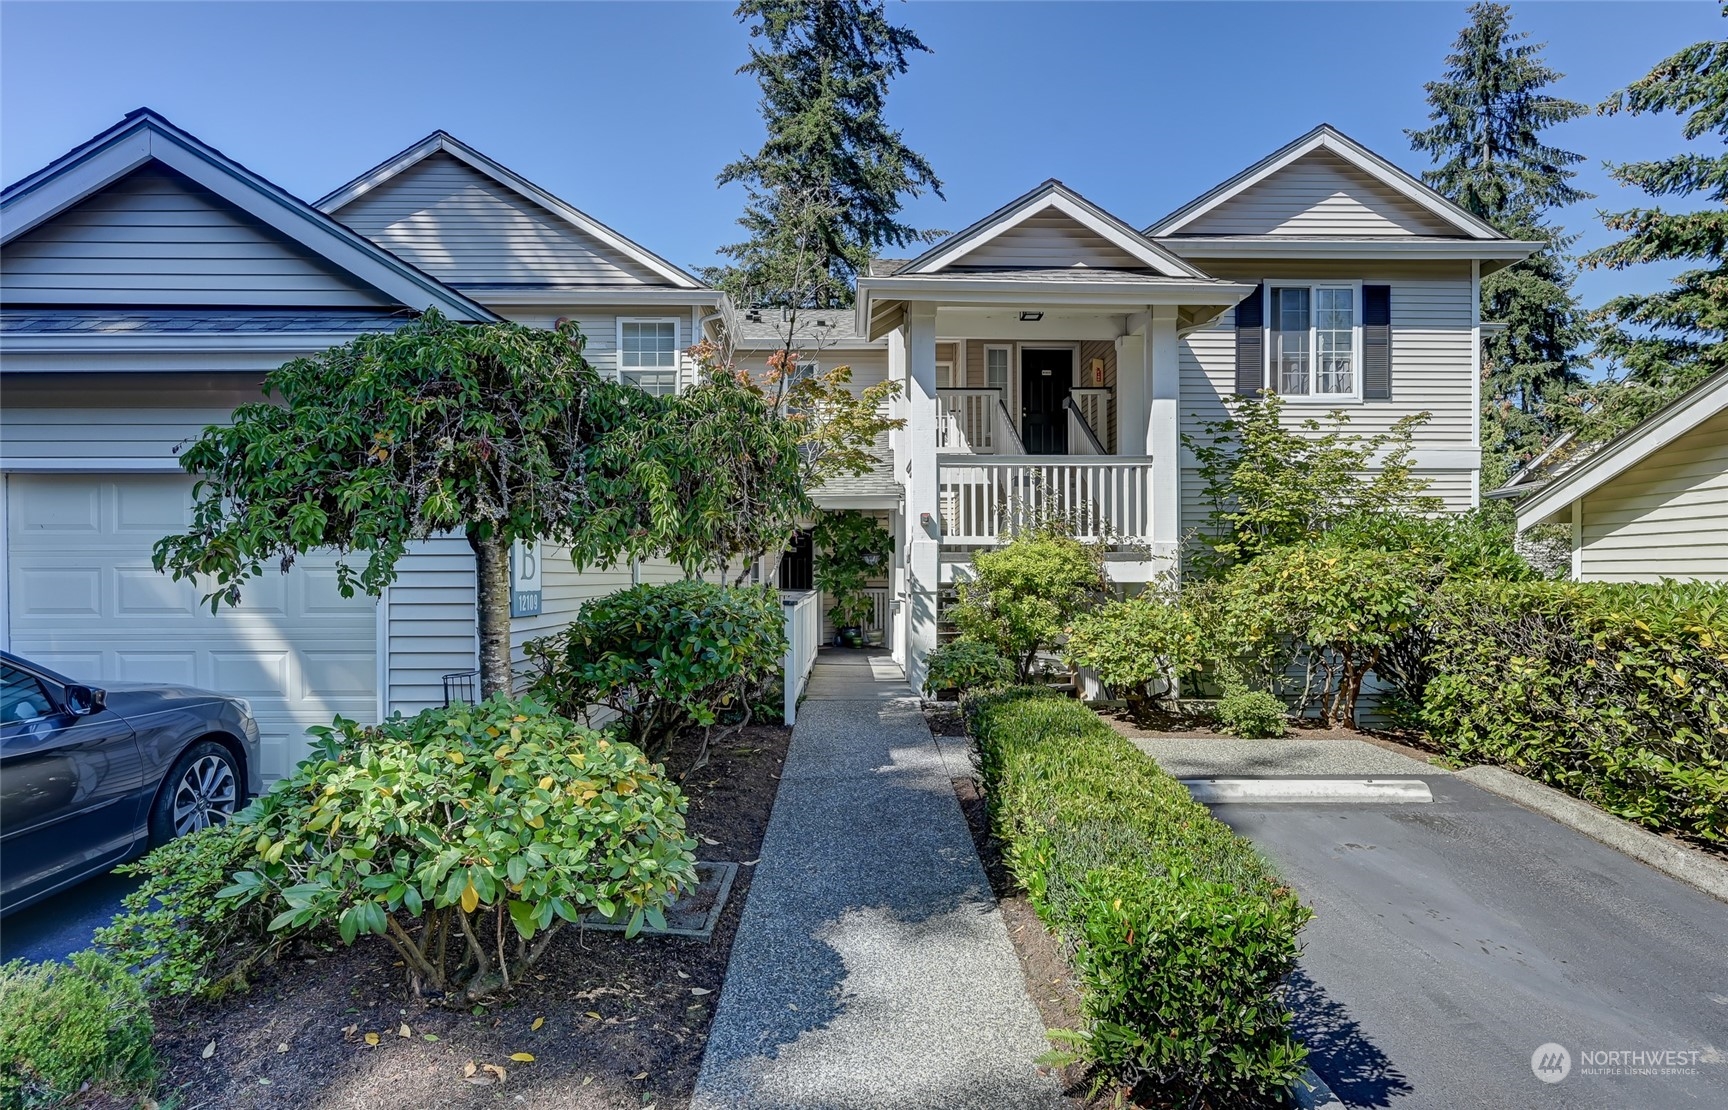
left=1020, top=348, right=1072, bottom=454
left=779, top=529, right=814, bottom=591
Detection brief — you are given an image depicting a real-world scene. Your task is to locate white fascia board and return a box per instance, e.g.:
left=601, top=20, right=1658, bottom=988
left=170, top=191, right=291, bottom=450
left=1516, top=371, right=1728, bottom=528
left=1, top=129, right=154, bottom=239
left=321, top=132, right=705, bottom=291
left=464, top=287, right=724, bottom=309
left=813, top=493, right=903, bottom=510
left=912, top=192, right=1197, bottom=278
left=1155, top=238, right=1542, bottom=263
left=1146, top=126, right=1503, bottom=241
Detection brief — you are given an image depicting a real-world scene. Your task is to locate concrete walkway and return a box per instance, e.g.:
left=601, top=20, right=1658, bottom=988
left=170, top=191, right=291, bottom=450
left=692, top=651, right=1062, bottom=1110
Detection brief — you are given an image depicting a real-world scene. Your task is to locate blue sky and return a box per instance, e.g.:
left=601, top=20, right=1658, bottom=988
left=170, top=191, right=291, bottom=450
left=1, top=1, right=1720, bottom=315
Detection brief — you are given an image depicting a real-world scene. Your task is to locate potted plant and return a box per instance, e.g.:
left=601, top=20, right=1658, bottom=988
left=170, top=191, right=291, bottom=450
left=812, top=510, right=894, bottom=649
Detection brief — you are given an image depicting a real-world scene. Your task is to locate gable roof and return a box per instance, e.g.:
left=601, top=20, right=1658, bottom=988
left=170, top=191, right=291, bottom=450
left=899, top=180, right=1207, bottom=279
left=317, top=131, right=705, bottom=291
left=1, top=108, right=494, bottom=321
left=1145, top=124, right=1505, bottom=241
left=1512, top=370, right=1728, bottom=527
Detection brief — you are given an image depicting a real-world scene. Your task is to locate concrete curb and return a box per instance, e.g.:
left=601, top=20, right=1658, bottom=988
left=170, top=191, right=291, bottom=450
left=1290, top=1068, right=1341, bottom=1108
left=1455, top=765, right=1728, bottom=905
left=1181, top=778, right=1433, bottom=804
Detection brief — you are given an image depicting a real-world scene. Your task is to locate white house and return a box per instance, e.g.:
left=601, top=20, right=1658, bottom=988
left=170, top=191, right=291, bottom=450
left=2, top=111, right=1538, bottom=760
left=1508, top=370, right=1728, bottom=582
left=1, top=110, right=719, bottom=776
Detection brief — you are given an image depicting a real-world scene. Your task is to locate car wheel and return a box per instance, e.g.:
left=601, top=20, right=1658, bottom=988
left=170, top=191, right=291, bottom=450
left=150, top=740, right=242, bottom=846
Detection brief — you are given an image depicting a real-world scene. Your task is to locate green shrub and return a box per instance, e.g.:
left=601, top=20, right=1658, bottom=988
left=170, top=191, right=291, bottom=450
left=215, top=697, right=697, bottom=1000
left=923, top=639, right=1013, bottom=696
left=812, top=510, right=894, bottom=631
left=964, top=688, right=1311, bottom=1103
left=525, top=581, right=786, bottom=757
left=1064, top=588, right=1203, bottom=715
left=0, top=952, right=156, bottom=1109
left=951, top=526, right=1106, bottom=682
left=97, top=818, right=282, bottom=1000
left=1424, top=579, right=1728, bottom=844
left=1216, top=688, right=1289, bottom=739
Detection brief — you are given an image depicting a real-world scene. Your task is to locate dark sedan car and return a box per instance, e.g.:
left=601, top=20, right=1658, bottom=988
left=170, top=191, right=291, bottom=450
left=0, top=650, right=262, bottom=915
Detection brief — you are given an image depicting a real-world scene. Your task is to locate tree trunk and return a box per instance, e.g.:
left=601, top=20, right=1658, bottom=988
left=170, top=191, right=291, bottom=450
left=469, top=527, right=514, bottom=699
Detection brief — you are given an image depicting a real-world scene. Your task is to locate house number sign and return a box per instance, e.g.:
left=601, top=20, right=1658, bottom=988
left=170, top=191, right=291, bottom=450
left=510, top=539, right=542, bottom=618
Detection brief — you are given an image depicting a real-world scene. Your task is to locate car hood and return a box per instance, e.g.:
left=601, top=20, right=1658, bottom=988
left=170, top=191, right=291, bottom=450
left=98, top=682, right=236, bottom=714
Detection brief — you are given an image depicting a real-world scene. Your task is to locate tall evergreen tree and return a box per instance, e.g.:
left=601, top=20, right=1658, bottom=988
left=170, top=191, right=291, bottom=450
left=1574, top=8, right=1728, bottom=439
left=1408, top=2, right=1590, bottom=486
left=712, top=0, right=942, bottom=309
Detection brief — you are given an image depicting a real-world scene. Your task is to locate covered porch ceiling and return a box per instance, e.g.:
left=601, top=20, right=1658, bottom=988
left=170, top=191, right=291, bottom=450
left=855, top=271, right=1256, bottom=341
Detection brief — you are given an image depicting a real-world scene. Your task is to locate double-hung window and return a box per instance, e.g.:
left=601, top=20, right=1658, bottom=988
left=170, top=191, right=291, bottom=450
left=984, top=345, right=1011, bottom=391
left=1268, top=284, right=1359, bottom=400
left=618, top=319, right=679, bottom=395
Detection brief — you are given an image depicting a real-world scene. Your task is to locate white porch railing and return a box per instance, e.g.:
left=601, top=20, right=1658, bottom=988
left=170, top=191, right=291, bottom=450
left=862, top=586, right=891, bottom=637
left=781, top=589, right=821, bottom=726
left=936, top=388, right=1003, bottom=453
left=1072, top=388, right=1111, bottom=447
left=938, top=456, right=1154, bottom=544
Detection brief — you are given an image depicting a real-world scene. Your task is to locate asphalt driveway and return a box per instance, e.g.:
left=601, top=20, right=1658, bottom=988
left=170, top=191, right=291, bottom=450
left=0, top=871, right=139, bottom=964
left=1206, top=774, right=1727, bottom=1109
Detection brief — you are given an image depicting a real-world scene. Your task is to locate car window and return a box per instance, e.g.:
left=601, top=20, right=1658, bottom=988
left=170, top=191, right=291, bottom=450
left=0, top=663, right=55, bottom=726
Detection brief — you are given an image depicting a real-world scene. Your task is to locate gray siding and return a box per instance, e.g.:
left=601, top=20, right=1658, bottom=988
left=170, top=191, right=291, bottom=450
left=332, top=152, right=664, bottom=288
left=1, top=167, right=392, bottom=307
left=385, top=538, right=477, bottom=716
left=1577, top=409, right=1728, bottom=582
left=1179, top=151, right=1458, bottom=238
left=950, top=207, right=1145, bottom=269
left=495, top=305, right=700, bottom=387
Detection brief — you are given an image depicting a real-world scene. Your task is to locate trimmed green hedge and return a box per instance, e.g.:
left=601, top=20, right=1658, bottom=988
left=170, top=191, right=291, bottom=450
left=1424, top=579, right=1728, bottom=845
left=964, top=688, right=1311, bottom=1103
left=1, top=953, right=156, bottom=1110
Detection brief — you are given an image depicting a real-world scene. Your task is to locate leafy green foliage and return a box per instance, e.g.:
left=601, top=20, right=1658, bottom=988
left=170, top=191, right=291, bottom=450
left=1063, top=587, right=1203, bottom=718
left=1424, top=579, right=1728, bottom=844
left=525, top=582, right=787, bottom=758
left=216, top=698, right=696, bottom=1000
left=97, top=819, right=281, bottom=1000
left=1184, top=393, right=1438, bottom=575
left=923, top=639, right=1012, bottom=697
left=950, top=526, right=1106, bottom=682
left=964, top=688, right=1311, bottom=1103
left=811, top=510, right=894, bottom=631
left=1, top=952, right=156, bottom=1110
left=1572, top=11, right=1728, bottom=439
left=1215, top=689, right=1289, bottom=740
left=711, top=0, right=943, bottom=304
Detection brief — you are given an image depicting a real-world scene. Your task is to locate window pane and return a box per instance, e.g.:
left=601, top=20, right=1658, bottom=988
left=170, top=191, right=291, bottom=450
left=1273, top=288, right=1310, bottom=395
left=621, top=368, right=677, bottom=396
left=621, top=321, right=678, bottom=369
left=1316, top=288, right=1353, bottom=394
left=985, top=348, right=1009, bottom=388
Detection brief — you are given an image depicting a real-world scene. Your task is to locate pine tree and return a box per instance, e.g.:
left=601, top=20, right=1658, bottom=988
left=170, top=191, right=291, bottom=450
left=1408, top=2, right=1590, bottom=485
left=1574, top=9, right=1728, bottom=439
left=712, top=0, right=942, bottom=309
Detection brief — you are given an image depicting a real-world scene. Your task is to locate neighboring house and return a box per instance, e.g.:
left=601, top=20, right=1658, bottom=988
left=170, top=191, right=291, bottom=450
left=848, top=125, right=1539, bottom=690
left=1, top=110, right=720, bottom=777
left=1506, top=370, right=1728, bottom=582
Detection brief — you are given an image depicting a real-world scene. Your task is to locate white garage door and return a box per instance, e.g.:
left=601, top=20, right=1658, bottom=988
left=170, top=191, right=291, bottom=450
left=6, top=473, right=378, bottom=779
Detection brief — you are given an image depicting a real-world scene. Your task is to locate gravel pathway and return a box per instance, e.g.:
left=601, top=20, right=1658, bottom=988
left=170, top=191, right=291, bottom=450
left=692, top=653, right=1062, bottom=1110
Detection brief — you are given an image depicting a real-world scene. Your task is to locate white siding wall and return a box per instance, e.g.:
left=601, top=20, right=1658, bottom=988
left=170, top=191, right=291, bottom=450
left=949, top=208, right=1144, bottom=269
left=1, top=167, right=392, bottom=307
left=385, top=538, right=477, bottom=715
left=1578, top=409, right=1728, bottom=582
left=1177, top=259, right=1479, bottom=531
left=495, top=305, right=702, bottom=388
left=330, top=152, right=663, bottom=288
left=1178, top=151, right=1457, bottom=238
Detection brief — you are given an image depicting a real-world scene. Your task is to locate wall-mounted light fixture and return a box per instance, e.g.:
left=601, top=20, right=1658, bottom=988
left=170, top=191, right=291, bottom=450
left=1019, top=311, right=1044, bottom=322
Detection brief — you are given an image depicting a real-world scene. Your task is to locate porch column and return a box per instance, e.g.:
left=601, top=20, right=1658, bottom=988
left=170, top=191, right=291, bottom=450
left=1114, top=326, right=1149, bottom=456
left=902, top=303, right=941, bottom=693
left=1150, top=306, right=1181, bottom=555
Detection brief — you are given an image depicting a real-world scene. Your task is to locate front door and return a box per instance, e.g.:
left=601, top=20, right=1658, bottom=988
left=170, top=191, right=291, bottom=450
left=1020, top=348, right=1072, bottom=454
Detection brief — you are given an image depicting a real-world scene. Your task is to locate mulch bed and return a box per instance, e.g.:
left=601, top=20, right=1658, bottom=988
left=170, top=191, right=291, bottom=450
left=146, top=724, right=791, bottom=1110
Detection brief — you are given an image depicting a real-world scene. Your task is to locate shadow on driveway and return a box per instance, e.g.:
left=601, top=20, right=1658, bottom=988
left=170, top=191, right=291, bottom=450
left=1, top=870, right=140, bottom=964
left=1287, top=966, right=1412, bottom=1107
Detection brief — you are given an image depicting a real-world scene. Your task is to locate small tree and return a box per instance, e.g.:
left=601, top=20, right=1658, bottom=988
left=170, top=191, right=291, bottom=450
left=811, top=510, right=894, bottom=635
left=950, top=526, right=1106, bottom=682
left=155, top=311, right=620, bottom=698
left=1183, top=393, right=1439, bottom=576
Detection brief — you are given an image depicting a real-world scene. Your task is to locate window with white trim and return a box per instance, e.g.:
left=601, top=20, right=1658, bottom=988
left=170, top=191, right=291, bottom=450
left=984, top=345, right=1011, bottom=390
left=1268, top=284, right=1358, bottom=399
left=935, top=360, right=955, bottom=388
left=618, top=319, right=679, bottom=395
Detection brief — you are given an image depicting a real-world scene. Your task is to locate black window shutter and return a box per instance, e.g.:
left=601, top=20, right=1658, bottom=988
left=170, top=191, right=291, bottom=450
left=1363, top=284, right=1391, bottom=400
left=1234, top=284, right=1265, bottom=397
